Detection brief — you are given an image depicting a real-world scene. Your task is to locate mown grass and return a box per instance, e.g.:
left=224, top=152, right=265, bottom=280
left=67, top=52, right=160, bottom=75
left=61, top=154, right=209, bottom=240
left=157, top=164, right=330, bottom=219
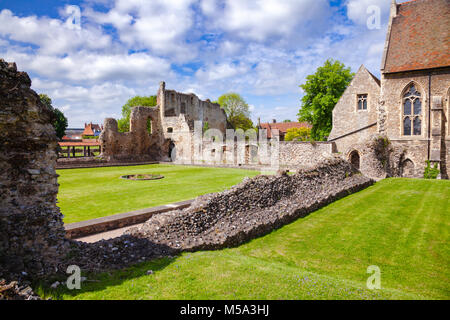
left=57, top=164, right=259, bottom=223
left=40, top=178, right=449, bottom=300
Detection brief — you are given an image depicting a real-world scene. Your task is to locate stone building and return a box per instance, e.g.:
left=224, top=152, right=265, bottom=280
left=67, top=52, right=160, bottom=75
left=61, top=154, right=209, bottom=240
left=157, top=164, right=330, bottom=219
left=329, top=0, right=450, bottom=178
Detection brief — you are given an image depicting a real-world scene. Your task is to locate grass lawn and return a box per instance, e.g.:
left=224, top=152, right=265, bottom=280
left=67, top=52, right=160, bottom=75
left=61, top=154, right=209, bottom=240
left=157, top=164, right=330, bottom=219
left=42, top=178, right=449, bottom=300
left=57, top=164, right=260, bottom=223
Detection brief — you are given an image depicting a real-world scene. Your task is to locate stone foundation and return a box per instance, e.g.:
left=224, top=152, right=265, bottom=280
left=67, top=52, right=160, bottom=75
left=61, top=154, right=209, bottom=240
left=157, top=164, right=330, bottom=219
left=127, top=158, right=374, bottom=251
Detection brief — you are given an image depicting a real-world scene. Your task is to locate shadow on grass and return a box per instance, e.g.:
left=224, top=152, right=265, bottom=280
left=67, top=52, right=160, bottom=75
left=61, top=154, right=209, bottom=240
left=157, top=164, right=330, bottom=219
left=35, top=236, right=180, bottom=300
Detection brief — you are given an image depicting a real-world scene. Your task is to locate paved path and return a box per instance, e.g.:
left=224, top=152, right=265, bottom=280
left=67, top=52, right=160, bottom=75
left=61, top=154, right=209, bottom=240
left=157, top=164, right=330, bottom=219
left=74, top=223, right=144, bottom=243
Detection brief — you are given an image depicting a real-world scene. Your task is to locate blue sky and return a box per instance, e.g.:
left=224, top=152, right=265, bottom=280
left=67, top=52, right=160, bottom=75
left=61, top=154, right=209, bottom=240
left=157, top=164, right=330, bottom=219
left=0, top=0, right=404, bottom=127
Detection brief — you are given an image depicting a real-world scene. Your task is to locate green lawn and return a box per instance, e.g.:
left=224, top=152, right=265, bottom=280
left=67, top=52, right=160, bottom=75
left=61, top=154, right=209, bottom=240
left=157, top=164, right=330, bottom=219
left=57, top=164, right=260, bottom=223
left=42, top=178, right=449, bottom=300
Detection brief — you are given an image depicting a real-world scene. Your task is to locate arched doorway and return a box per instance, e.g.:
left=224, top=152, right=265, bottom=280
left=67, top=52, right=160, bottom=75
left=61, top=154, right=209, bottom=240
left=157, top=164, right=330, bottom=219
left=168, top=141, right=175, bottom=161
left=400, top=159, right=415, bottom=178
left=349, top=150, right=360, bottom=170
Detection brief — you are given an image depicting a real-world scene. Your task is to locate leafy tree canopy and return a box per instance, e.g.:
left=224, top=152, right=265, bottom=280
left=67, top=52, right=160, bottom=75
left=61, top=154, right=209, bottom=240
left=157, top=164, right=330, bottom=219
left=39, top=93, right=68, bottom=140
left=297, top=59, right=354, bottom=141
left=215, top=93, right=254, bottom=131
left=284, top=127, right=311, bottom=142
left=118, top=95, right=157, bottom=132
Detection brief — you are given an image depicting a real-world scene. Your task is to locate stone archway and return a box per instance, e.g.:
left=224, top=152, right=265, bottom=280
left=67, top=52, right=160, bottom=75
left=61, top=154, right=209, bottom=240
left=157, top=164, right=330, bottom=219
left=349, top=150, right=361, bottom=170
left=400, top=159, right=415, bottom=178
left=168, top=141, right=175, bottom=161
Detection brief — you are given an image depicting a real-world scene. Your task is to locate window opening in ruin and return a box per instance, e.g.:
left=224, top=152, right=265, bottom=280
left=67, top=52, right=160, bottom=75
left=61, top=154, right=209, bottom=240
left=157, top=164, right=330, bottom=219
left=181, top=102, right=186, bottom=114
left=167, top=127, right=173, bottom=133
left=357, top=94, right=368, bottom=110
left=147, top=118, right=152, bottom=134
left=403, top=84, right=422, bottom=136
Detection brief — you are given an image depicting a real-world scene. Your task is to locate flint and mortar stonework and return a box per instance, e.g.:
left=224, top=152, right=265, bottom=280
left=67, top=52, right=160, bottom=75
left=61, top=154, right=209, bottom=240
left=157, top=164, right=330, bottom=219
left=0, top=59, right=67, bottom=280
left=278, top=141, right=335, bottom=169
left=127, top=158, right=374, bottom=251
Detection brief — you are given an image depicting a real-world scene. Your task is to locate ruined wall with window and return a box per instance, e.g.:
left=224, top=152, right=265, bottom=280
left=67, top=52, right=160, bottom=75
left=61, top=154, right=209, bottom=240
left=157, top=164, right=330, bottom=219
left=100, top=105, right=169, bottom=161
left=100, top=82, right=228, bottom=163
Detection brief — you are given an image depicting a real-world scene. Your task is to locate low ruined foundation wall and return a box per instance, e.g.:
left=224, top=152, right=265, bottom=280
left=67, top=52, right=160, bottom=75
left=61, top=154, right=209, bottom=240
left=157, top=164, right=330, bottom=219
left=128, top=158, right=374, bottom=251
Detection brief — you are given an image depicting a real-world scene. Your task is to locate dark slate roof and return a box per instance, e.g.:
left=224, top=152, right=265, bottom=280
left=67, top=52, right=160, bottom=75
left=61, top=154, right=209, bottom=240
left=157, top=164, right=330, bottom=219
left=383, top=0, right=450, bottom=73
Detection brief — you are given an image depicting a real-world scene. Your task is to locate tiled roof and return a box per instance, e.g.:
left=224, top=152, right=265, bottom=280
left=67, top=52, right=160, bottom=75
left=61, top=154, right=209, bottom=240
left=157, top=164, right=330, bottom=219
left=259, top=122, right=311, bottom=138
left=383, top=0, right=450, bottom=73
left=83, top=123, right=102, bottom=136
left=59, top=141, right=100, bottom=146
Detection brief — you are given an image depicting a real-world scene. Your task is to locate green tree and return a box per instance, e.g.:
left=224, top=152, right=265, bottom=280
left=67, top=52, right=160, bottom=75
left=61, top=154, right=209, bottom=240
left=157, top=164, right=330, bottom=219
left=118, top=95, right=157, bottom=132
left=39, top=94, right=68, bottom=140
left=284, top=127, right=312, bottom=141
left=297, top=59, right=354, bottom=141
left=215, top=93, right=254, bottom=131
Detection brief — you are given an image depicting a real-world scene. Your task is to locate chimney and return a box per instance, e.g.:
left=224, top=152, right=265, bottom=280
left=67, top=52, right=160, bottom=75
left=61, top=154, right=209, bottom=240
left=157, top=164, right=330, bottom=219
left=257, top=117, right=261, bottom=127
left=272, top=119, right=276, bottom=123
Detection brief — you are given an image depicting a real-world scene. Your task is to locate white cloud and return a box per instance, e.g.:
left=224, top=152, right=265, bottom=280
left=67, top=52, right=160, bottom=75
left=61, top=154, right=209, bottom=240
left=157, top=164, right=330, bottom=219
left=202, top=0, right=331, bottom=42
left=3, top=49, right=171, bottom=83
left=346, top=0, right=390, bottom=26
left=0, top=9, right=112, bottom=55
left=85, top=0, right=197, bottom=60
left=195, top=62, right=248, bottom=81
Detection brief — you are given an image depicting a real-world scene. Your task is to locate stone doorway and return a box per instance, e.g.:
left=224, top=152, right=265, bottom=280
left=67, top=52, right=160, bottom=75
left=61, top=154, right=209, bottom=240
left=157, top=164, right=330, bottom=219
left=400, top=159, right=415, bottom=178
left=349, top=150, right=360, bottom=170
left=168, top=141, right=175, bottom=161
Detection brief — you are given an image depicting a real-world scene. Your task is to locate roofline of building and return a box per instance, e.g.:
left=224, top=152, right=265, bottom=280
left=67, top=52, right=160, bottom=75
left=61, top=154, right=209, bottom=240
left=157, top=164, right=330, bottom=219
left=380, top=0, right=398, bottom=72
left=382, top=65, right=450, bottom=75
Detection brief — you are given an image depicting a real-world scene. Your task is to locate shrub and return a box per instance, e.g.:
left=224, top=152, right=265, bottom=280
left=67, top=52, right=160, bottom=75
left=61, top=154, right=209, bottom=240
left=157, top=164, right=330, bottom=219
left=284, top=127, right=311, bottom=141
left=424, top=160, right=440, bottom=179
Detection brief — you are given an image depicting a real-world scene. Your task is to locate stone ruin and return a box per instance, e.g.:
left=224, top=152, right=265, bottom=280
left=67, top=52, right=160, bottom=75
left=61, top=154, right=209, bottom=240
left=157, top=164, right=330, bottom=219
left=0, top=60, right=67, bottom=283
left=99, top=82, right=228, bottom=162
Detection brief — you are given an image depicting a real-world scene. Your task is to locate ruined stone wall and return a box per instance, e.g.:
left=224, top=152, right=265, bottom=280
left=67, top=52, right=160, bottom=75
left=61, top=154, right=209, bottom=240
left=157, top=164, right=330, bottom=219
left=100, top=82, right=228, bottom=163
left=157, top=82, right=227, bottom=136
left=0, top=60, right=67, bottom=279
left=128, top=158, right=374, bottom=251
left=100, top=106, right=171, bottom=161
left=278, top=141, right=335, bottom=169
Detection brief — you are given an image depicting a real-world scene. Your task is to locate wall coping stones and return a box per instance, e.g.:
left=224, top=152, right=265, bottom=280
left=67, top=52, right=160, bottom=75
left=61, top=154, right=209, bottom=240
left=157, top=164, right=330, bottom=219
left=65, top=200, right=193, bottom=239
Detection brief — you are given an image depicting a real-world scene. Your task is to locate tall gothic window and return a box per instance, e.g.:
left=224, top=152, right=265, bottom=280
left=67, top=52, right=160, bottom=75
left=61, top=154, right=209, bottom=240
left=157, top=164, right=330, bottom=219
left=357, top=94, right=368, bottom=110
left=403, top=84, right=422, bottom=136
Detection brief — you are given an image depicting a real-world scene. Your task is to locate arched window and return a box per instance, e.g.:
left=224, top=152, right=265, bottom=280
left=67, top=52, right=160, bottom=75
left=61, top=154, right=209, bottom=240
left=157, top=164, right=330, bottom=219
left=403, top=84, right=422, bottom=136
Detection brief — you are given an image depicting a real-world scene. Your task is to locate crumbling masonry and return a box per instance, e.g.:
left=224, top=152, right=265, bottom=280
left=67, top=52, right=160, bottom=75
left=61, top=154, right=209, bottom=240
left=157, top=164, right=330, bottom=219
left=0, top=59, right=67, bottom=280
